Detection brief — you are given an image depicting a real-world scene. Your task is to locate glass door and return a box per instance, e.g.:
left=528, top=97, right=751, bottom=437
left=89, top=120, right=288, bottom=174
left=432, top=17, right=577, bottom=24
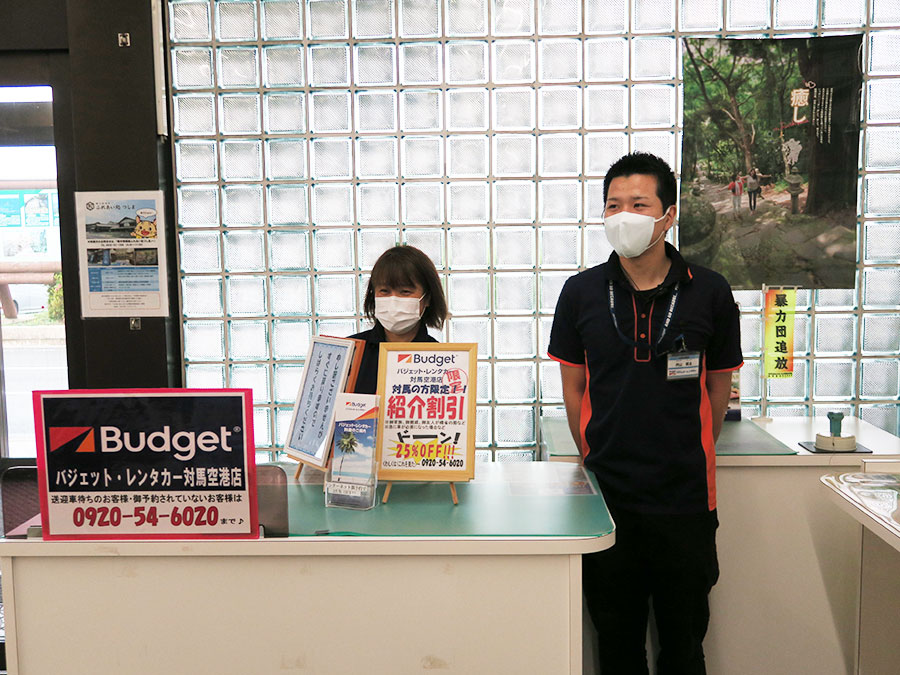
left=0, top=84, right=67, bottom=457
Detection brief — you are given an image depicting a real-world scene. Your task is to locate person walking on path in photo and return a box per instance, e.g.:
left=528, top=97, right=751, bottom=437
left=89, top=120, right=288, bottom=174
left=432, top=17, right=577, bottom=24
left=727, top=173, right=744, bottom=219
left=549, top=152, right=743, bottom=675
left=744, top=168, right=768, bottom=212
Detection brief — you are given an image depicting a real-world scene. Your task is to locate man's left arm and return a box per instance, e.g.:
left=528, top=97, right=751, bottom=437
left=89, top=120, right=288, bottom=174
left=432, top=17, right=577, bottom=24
left=705, top=279, right=744, bottom=442
left=706, top=371, right=732, bottom=442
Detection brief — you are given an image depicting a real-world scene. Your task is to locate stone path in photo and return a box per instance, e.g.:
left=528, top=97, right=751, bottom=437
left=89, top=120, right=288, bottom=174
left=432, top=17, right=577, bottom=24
left=691, top=177, right=856, bottom=288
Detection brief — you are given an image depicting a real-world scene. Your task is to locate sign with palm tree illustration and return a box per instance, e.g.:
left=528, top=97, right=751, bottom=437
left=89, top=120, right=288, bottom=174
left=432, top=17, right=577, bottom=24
left=336, top=431, right=358, bottom=472
left=329, top=393, right=379, bottom=485
left=326, top=393, right=380, bottom=508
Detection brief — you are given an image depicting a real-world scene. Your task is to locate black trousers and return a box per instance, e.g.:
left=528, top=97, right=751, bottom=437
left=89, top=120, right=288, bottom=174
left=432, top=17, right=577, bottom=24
left=748, top=189, right=760, bottom=210
left=583, top=505, right=719, bottom=675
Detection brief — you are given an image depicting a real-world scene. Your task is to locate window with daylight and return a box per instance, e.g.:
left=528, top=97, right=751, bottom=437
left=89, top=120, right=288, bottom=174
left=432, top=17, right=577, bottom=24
left=167, top=0, right=900, bottom=460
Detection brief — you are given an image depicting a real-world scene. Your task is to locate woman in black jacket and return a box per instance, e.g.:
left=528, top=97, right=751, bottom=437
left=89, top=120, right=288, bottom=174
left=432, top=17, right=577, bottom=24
left=349, top=245, right=448, bottom=395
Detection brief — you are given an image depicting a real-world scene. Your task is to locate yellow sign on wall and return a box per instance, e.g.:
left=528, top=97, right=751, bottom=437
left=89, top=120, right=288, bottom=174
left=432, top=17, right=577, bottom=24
left=764, top=288, right=796, bottom=379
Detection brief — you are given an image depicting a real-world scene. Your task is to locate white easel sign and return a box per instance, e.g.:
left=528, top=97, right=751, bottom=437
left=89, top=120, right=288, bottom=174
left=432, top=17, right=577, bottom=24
left=375, top=343, right=477, bottom=484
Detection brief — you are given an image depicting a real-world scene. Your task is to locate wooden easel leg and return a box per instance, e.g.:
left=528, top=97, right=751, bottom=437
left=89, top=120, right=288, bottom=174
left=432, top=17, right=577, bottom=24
left=382, top=482, right=393, bottom=504
left=449, top=482, right=458, bottom=505
left=293, top=463, right=303, bottom=481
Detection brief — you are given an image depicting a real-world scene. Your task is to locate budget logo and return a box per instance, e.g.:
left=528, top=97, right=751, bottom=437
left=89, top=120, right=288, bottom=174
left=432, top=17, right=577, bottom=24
left=49, top=427, right=96, bottom=453
left=397, top=353, right=412, bottom=363
left=100, top=425, right=234, bottom=462
left=412, top=353, right=456, bottom=367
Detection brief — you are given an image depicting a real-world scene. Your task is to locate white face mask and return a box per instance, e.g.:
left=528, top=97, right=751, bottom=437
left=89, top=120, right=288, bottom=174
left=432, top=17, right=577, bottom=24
left=603, top=211, right=668, bottom=259
left=375, top=295, right=423, bottom=335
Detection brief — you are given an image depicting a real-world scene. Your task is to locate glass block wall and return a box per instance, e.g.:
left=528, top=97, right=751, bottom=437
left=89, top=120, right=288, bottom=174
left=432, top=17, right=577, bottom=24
left=167, top=0, right=900, bottom=459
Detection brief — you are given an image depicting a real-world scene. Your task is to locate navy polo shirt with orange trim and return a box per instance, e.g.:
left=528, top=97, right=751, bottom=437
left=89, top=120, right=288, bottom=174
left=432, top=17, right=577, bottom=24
left=548, top=243, right=743, bottom=515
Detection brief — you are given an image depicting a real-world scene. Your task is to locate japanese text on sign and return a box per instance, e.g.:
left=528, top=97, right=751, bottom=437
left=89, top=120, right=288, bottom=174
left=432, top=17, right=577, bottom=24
left=34, top=390, right=257, bottom=540
left=377, top=345, right=476, bottom=480
left=287, top=341, right=349, bottom=461
left=764, top=288, right=796, bottom=379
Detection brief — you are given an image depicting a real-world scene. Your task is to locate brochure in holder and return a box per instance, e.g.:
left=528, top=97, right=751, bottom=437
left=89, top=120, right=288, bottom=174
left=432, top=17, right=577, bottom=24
left=325, top=393, right=379, bottom=510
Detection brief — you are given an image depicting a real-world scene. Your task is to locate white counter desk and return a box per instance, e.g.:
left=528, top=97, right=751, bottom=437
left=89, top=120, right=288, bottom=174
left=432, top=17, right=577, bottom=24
left=0, top=462, right=612, bottom=675
left=545, top=415, right=900, bottom=675
left=710, top=416, right=900, bottom=675
left=822, top=472, right=900, bottom=675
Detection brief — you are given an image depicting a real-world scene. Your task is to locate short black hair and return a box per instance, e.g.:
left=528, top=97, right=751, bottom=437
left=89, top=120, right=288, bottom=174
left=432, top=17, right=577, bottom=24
left=603, top=152, right=677, bottom=213
left=363, top=245, right=448, bottom=329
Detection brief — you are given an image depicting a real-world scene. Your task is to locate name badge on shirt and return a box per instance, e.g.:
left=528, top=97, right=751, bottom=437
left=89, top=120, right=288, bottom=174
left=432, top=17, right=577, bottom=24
left=667, top=351, right=701, bottom=380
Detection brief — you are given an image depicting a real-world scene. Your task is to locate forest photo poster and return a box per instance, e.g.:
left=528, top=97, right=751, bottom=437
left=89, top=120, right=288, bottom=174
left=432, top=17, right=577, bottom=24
left=680, top=35, right=862, bottom=289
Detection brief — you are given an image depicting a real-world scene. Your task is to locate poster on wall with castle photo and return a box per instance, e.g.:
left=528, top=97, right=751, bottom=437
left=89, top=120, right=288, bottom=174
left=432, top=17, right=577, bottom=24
left=679, top=35, right=862, bottom=289
left=75, top=190, right=169, bottom=317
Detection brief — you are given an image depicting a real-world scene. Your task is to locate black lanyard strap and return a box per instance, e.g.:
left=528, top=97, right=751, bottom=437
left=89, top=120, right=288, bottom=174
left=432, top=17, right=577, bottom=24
left=607, top=280, right=680, bottom=351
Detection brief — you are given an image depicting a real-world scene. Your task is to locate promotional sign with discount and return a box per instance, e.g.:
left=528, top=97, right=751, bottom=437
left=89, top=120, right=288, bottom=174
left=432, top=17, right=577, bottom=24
left=375, top=343, right=477, bottom=482
left=32, top=389, right=258, bottom=540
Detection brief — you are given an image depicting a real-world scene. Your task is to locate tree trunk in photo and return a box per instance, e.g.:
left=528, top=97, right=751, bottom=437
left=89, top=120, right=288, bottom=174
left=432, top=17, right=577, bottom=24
left=683, top=39, right=756, bottom=175
left=728, top=96, right=754, bottom=173
left=796, top=36, right=863, bottom=216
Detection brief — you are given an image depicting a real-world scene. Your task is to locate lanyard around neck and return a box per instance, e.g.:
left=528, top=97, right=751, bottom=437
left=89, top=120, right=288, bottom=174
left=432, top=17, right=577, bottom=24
left=607, top=280, right=680, bottom=351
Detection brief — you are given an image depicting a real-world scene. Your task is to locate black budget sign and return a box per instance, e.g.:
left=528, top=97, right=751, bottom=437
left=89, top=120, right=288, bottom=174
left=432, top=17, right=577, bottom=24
left=33, top=389, right=258, bottom=540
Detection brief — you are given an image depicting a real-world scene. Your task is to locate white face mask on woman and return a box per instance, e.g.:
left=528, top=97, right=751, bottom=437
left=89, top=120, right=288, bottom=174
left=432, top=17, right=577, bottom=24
left=375, top=295, right=423, bottom=335
left=603, top=211, right=668, bottom=259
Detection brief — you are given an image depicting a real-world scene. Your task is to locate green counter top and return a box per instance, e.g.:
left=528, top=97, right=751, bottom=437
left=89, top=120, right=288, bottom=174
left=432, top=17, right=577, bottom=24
left=280, top=418, right=793, bottom=539
left=287, top=462, right=614, bottom=538
left=715, top=419, right=797, bottom=455
left=541, top=416, right=796, bottom=459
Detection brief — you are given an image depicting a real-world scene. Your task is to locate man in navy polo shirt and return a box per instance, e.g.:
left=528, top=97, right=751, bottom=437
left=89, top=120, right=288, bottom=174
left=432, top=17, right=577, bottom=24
left=548, top=152, right=742, bottom=675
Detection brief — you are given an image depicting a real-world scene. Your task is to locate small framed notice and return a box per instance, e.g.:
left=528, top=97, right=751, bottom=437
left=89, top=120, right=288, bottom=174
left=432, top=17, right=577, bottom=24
left=75, top=190, right=169, bottom=318
left=33, top=389, right=258, bottom=540
left=284, top=336, right=357, bottom=469
left=375, top=343, right=477, bottom=482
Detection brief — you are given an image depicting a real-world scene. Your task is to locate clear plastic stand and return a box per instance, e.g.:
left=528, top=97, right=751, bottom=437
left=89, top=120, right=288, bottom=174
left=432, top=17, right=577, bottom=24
left=325, top=468, right=378, bottom=510
left=323, top=393, right=380, bottom=510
